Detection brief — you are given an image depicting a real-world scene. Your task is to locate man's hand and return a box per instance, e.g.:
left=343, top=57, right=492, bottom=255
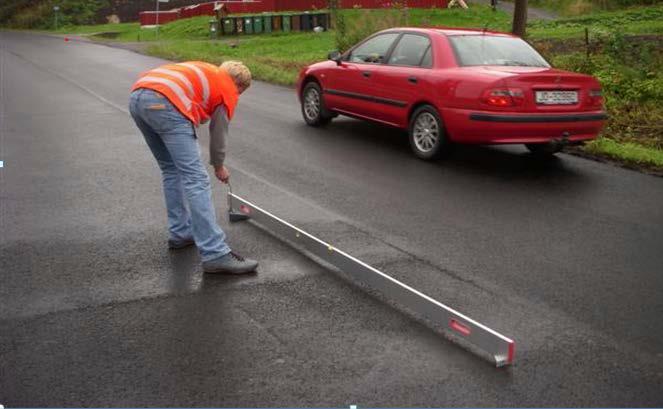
left=214, top=165, right=230, bottom=184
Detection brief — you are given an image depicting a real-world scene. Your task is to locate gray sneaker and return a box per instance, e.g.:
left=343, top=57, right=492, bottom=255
left=203, top=251, right=258, bottom=274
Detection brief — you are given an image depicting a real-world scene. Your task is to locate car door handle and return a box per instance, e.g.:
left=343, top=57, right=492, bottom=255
left=408, top=76, right=418, bottom=84
left=362, top=71, right=371, bottom=78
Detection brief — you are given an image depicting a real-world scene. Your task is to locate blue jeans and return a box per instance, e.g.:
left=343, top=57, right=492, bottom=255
left=129, top=89, right=230, bottom=262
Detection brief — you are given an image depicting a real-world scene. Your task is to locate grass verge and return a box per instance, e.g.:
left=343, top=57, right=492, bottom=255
left=525, top=0, right=658, bottom=16
left=145, top=32, right=334, bottom=85
left=528, top=4, right=663, bottom=39
left=575, top=138, right=663, bottom=175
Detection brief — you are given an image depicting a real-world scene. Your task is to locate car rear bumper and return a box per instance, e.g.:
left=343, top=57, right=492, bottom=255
left=442, top=108, right=607, bottom=144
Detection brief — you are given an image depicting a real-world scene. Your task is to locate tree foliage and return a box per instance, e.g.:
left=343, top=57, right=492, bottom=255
left=0, top=0, right=109, bottom=29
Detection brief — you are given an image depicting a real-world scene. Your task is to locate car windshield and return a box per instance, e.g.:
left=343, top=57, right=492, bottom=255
left=449, top=35, right=550, bottom=68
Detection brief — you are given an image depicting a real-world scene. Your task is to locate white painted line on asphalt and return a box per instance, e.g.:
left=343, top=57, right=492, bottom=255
left=2, top=48, right=129, bottom=115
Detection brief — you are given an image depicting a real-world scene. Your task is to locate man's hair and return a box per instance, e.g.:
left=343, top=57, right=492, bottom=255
left=220, top=61, right=251, bottom=91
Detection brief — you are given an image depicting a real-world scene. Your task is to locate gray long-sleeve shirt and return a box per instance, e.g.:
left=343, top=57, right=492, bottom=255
left=208, top=104, right=229, bottom=167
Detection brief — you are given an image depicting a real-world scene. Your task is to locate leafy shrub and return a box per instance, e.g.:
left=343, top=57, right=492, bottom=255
left=551, top=30, right=663, bottom=148
left=1, top=0, right=109, bottom=29
left=330, top=0, right=409, bottom=52
left=530, top=4, right=663, bottom=30
left=528, top=0, right=660, bottom=16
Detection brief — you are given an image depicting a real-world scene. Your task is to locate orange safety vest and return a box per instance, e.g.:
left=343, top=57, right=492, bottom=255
left=131, top=61, right=239, bottom=126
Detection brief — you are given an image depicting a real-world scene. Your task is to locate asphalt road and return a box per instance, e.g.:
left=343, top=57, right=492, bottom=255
left=1, top=31, right=662, bottom=407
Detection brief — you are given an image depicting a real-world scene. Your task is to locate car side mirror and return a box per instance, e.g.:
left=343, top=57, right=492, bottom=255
left=328, top=50, right=342, bottom=65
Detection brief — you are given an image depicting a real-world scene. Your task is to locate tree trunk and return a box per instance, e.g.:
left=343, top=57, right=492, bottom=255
left=512, top=0, right=528, bottom=38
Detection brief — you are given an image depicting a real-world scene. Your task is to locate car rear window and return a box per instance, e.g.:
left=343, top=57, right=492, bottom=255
left=449, top=35, right=550, bottom=68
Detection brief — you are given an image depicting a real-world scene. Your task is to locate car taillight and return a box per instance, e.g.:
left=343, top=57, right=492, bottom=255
left=588, top=89, right=604, bottom=107
left=481, top=89, right=524, bottom=107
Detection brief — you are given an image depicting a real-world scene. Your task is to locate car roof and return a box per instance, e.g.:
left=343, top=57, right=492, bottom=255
left=380, top=27, right=517, bottom=37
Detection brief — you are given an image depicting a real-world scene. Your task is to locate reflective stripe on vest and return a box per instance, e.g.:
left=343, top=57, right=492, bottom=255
left=135, top=75, right=192, bottom=110
left=150, top=68, right=195, bottom=98
left=178, top=62, right=210, bottom=109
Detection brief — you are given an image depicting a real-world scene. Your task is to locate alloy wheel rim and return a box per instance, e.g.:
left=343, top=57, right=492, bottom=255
left=413, top=112, right=439, bottom=153
left=304, top=88, right=321, bottom=120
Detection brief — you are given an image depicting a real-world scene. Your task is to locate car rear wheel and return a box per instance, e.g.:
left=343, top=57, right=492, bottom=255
left=408, top=105, right=449, bottom=160
left=301, top=82, right=333, bottom=127
left=525, top=142, right=563, bottom=156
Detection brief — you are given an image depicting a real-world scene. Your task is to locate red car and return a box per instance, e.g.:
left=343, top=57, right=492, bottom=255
left=297, top=27, right=607, bottom=159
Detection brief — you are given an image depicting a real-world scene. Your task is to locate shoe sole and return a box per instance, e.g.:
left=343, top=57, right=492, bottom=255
left=203, top=265, right=258, bottom=274
left=168, top=241, right=195, bottom=250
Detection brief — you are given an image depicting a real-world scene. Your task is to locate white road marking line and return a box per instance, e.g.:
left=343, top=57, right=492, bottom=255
left=3, top=47, right=129, bottom=114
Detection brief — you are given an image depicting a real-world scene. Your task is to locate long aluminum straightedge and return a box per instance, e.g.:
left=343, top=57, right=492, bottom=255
left=228, top=191, right=515, bottom=367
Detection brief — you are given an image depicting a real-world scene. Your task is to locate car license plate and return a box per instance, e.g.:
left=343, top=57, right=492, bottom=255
left=536, top=90, right=578, bottom=105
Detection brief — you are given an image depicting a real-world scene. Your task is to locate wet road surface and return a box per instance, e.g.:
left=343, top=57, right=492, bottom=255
left=1, top=31, right=662, bottom=406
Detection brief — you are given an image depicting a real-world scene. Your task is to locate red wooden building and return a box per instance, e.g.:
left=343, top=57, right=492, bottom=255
left=139, top=0, right=449, bottom=26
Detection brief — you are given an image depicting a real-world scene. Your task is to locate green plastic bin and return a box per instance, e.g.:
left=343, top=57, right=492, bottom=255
left=281, top=15, right=291, bottom=32
left=243, top=17, right=254, bottom=34
left=263, top=15, right=272, bottom=33
left=222, top=17, right=234, bottom=35
left=253, top=16, right=263, bottom=33
left=209, top=19, right=219, bottom=38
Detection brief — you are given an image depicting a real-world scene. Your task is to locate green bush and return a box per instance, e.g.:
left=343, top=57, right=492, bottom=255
left=528, top=0, right=660, bottom=15
left=551, top=30, right=663, bottom=149
left=530, top=4, right=663, bottom=31
left=1, top=0, right=109, bottom=29
left=330, top=1, right=409, bottom=52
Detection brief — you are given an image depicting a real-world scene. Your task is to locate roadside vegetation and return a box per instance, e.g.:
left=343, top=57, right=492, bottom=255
left=3, top=2, right=661, bottom=173
left=530, top=5, right=663, bottom=172
left=525, top=0, right=658, bottom=16
left=528, top=5, right=663, bottom=38
left=0, top=0, right=107, bottom=29
left=145, top=32, right=333, bottom=85
left=53, top=17, right=212, bottom=42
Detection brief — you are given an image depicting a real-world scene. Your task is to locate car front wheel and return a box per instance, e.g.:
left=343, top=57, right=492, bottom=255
left=301, top=82, right=332, bottom=127
left=408, top=105, right=449, bottom=160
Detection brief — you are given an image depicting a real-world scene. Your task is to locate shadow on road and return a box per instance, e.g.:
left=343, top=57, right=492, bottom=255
left=304, top=118, right=588, bottom=187
left=200, top=270, right=259, bottom=290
